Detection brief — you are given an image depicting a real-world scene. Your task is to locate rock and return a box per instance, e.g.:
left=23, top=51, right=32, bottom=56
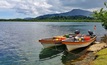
left=87, top=43, right=107, bottom=52
left=94, top=42, right=100, bottom=44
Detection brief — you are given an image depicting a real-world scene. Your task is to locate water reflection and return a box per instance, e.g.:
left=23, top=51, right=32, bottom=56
left=48, top=24, right=88, bottom=27
left=39, top=44, right=88, bottom=65
left=39, top=45, right=66, bottom=59
left=61, top=47, right=88, bottom=65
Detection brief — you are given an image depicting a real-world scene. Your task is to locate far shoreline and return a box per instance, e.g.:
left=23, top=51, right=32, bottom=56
left=0, top=19, right=101, bottom=22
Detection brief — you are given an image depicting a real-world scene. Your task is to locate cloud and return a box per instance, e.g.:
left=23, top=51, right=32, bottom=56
left=0, top=0, right=12, bottom=8
left=46, top=0, right=107, bottom=13
left=46, top=0, right=67, bottom=13
left=59, top=0, right=107, bottom=9
left=0, top=0, right=52, bottom=16
left=0, top=0, right=107, bottom=17
left=13, top=0, right=52, bottom=15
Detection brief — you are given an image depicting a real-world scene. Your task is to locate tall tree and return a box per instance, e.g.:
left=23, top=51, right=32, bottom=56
left=93, top=2, right=107, bottom=29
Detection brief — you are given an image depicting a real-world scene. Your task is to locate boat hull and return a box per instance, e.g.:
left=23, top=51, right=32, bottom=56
left=65, top=41, right=93, bottom=51
left=42, top=43, right=62, bottom=48
left=39, top=38, right=62, bottom=48
left=62, top=36, right=96, bottom=51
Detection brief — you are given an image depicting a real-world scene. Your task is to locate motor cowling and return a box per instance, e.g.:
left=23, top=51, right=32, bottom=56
left=75, top=30, right=80, bottom=34
left=88, top=30, right=93, bottom=36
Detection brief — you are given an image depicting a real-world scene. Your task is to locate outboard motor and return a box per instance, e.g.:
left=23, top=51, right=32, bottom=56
left=88, top=30, right=93, bottom=36
left=75, top=30, right=80, bottom=34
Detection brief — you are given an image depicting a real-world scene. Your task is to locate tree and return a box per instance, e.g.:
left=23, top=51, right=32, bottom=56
left=93, top=2, right=107, bottom=29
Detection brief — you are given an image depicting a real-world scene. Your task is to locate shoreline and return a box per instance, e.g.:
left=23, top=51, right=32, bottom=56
left=0, top=20, right=101, bottom=22
left=62, top=35, right=107, bottom=65
left=69, top=35, right=107, bottom=65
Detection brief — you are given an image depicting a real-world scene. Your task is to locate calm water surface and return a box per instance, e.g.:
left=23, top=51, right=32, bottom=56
left=0, top=22, right=106, bottom=65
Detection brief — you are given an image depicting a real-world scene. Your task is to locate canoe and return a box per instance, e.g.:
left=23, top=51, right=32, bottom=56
left=39, top=36, right=66, bottom=48
left=62, top=35, right=96, bottom=51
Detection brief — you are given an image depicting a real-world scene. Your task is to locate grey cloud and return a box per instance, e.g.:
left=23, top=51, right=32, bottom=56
left=46, top=0, right=71, bottom=13
left=1, top=0, right=52, bottom=16
left=1, top=0, right=107, bottom=16
left=59, top=0, right=107, bottom=9
left=44, top=0, right=107, bottom=15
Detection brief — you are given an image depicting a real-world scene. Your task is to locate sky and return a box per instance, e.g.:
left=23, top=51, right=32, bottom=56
left=0, top=0, right=106, bottom=19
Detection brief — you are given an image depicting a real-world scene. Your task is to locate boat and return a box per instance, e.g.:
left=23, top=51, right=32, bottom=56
left=62, top=35, right=96, bottom=51
left=39, top=36, right=66, bottom=48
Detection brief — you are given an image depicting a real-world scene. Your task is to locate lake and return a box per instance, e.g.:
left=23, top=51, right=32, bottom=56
left=0, top=22, right=106, bottom=65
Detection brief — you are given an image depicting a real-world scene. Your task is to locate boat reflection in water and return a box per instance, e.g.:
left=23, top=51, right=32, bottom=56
left=61, top=46, right=89, bottom=65
left=39, top=45, right=66, bottom=59
left=39, top=44, right=89, bottom=65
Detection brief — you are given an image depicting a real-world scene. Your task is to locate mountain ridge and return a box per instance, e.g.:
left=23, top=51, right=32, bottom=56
left=36, top=9, right=93, bottom=19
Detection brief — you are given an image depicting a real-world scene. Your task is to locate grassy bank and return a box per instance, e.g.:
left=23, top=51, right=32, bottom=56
left=92, top=48, right=107, bottom=65
left=87, top=34, right=107, bottom=65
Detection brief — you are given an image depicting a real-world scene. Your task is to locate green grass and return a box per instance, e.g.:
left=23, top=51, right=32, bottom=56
left=92, top=48, right=107, bottom=65
left=96, top=48, right=107, bottom=55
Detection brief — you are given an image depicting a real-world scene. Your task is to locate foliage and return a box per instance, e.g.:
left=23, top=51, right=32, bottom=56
left=32, top=15, right=100, bottom=22
left=35, top=15, right=94, bottom=20
left=93, top=2, right=107, bottom=29
left=0, top=15, right=100, bottom=22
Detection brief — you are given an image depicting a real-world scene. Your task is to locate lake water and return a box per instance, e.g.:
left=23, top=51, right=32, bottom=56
left=0, top=22, right=106, bottom=65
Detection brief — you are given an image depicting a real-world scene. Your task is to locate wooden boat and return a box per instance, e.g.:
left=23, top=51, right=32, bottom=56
left=39, top=36, right=66, bottom=48
left=62, top=35, right=96, bottom=51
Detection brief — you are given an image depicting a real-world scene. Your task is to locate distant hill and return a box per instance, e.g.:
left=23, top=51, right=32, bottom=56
left=24, top=17, right=33, bottom=20
left=36, top=9, right=93, bottom=19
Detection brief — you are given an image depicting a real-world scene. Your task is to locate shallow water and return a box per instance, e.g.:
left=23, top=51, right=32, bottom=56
left=0, top=22, right=106, bottom=65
